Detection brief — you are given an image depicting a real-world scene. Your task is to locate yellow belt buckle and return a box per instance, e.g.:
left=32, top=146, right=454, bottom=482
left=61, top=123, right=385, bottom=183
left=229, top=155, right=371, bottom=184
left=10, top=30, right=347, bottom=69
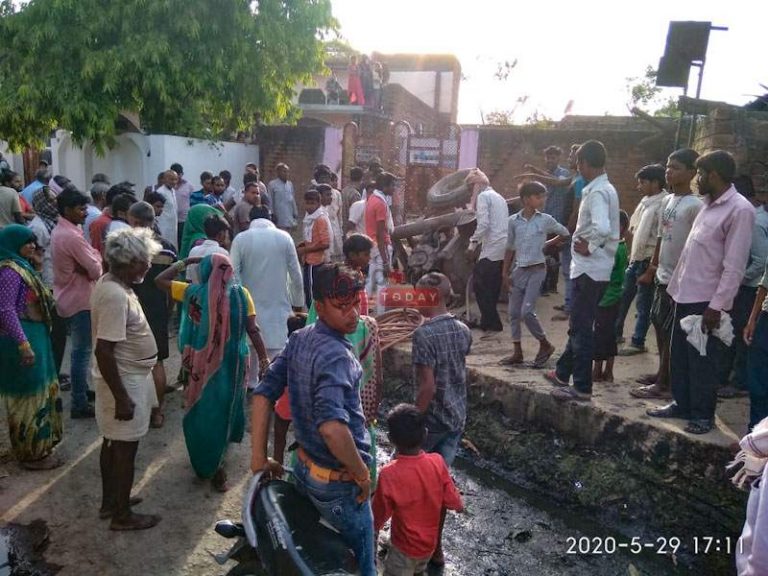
left=312, top=462, right=332, bottom=483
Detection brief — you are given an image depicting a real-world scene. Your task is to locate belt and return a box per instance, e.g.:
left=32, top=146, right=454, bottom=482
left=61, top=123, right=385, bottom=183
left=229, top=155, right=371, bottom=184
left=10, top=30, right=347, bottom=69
left=518, top=262, right=546, bottom=269
left=296, top=447, right=354, bottom=483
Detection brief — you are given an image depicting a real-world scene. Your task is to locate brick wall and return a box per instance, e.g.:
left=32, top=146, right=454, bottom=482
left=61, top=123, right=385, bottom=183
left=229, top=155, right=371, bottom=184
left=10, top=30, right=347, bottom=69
left=475, top=121, right=675, bottom=213
left=382, top=83, right=444, bottom=137
left=254, top=125, right=326, bottom=215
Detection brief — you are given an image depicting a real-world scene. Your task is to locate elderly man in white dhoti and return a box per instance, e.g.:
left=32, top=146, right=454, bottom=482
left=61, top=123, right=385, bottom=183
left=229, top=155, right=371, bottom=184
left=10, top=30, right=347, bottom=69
left=91, top=227, right=162, bottom=531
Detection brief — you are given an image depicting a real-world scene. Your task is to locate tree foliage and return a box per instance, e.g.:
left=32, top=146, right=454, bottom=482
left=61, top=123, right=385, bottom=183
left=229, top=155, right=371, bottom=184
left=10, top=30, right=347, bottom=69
left=0, top=0, right=336, bottom=150
left=626, top=66, right=679, bottom=118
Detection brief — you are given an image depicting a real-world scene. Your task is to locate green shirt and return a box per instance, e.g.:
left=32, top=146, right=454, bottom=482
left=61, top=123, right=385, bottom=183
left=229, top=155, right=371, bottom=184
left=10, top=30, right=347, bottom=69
left=600, top=240, right=628, bottom=307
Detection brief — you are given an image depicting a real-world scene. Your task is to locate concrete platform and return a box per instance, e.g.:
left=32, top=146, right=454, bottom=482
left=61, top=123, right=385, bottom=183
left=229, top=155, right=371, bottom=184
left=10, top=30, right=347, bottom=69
left=382, top=291, right=748, bottom=571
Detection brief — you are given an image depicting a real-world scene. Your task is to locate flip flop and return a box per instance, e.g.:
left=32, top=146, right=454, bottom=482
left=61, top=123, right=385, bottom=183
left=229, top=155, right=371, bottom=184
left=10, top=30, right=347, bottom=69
left=533, top=344, right=556, bottom=368
left=109, top=513, right=161, bottom=531
left=21, top=455, right=65, bottom=471
left=99, top=496, right=144, bottom=519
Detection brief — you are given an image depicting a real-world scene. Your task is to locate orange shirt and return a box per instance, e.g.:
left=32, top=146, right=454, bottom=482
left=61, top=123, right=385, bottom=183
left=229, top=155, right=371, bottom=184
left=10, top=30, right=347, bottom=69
left=305, top=217, right=330, bottom=265
left=364, top=193, right=391, bottom=246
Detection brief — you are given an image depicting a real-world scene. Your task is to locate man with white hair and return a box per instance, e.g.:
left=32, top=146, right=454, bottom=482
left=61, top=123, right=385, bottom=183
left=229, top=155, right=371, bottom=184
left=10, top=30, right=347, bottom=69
left=91, top=227, right=162, bottom=531
left=466, top=168, right=508, bottom=333
left=155, top=170, right=179, bottom=249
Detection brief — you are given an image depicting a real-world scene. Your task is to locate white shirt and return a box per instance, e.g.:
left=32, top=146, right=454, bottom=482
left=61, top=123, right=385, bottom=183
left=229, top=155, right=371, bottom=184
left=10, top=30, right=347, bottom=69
left=628, top=191, right=667, bottom=263
left=83, top=205, right=102, bottom=244
left=230, top=219, right=304, bottom=350
left=570, top=173, right=620, bottom=282
left=155, top=185, right=178, bottom=249
left=469, top=187, right=508, bottom=261
left=348, top=199, right=366, bottom=232
left=187, top=239, right=229, bottom=284
left=107, top=220, right=131, bottom=235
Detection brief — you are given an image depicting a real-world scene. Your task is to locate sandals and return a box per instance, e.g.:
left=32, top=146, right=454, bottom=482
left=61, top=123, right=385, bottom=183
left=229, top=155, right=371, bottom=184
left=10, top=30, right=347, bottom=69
left=685, top=420, right=714, bottom=435
left=630, top=385, right=672, bottom=400
left=99, top=496, right=144, bottom=519
left=21, top=455, right=65, bottom=471
left=110, top=512, right=161, bottom=531
left=498, top=355, right=523, bottom=366
left=533, top=344, right=556, bottom=368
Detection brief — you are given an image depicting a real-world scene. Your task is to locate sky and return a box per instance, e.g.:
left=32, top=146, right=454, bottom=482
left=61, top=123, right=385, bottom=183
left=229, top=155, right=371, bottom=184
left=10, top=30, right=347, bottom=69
left=330, top=0, right=766, bottom=124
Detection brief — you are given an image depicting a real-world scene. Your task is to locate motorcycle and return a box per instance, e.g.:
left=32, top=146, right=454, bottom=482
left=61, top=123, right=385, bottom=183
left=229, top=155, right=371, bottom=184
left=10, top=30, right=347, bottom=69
left=212, top=471, right=359, bottom=576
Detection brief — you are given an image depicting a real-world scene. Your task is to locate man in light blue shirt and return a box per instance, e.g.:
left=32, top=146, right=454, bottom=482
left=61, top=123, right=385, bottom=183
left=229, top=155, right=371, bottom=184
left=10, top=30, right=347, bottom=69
left=268, top=163, right=298, bottom=231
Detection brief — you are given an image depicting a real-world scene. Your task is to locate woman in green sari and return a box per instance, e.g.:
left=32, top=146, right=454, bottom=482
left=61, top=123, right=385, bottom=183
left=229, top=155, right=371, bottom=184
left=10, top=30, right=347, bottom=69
left=178, top=204, right=220, bottom=260
left=0, top=225, right=63, bottom=469
left=155, top=252, right=268, bottom=491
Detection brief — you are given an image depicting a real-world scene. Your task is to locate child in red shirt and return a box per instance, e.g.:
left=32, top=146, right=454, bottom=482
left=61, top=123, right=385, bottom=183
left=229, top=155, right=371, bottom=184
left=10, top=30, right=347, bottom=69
left=373, top=404, right=463, bottom=575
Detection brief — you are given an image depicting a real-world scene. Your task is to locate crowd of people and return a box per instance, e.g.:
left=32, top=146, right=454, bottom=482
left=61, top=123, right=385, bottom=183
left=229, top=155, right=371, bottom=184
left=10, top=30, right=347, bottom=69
left=1, top=138, right=768, bottom=573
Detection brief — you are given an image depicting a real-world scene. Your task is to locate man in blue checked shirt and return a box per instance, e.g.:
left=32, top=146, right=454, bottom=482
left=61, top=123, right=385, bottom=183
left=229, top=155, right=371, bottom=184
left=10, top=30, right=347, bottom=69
left=250, top=263, right=376, bottom=576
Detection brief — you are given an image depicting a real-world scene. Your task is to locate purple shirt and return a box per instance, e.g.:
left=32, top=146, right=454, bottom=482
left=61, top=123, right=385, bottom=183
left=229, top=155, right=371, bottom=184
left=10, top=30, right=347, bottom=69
left=176, top=179, right=195, bottom=222
left=0, top=268, right=29, bottom=343
left=50, top=218, right=103, bottom=317
left=667, top=185, right=755, bottom=311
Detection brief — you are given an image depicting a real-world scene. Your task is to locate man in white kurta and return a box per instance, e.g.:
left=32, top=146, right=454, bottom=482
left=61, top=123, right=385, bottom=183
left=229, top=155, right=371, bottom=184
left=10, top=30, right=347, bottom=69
left=155, top=171, right=179, bottom=250
left=230, top=206, right=304, bottom=385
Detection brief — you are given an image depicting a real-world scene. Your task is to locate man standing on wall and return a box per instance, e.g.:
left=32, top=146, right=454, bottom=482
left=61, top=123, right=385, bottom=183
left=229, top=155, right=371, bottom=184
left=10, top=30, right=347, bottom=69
left=648, top=150, right=755, bottom=434
left=466, top=169, right=508, bottom=333
left=545, top=140, right=620, bottom=402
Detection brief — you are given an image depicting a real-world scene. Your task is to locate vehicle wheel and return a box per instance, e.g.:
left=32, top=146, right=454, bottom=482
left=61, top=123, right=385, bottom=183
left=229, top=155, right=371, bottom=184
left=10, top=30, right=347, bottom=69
left=225, top=561, right=267, bottom=576
left=426, top=169, right=472, bottom=209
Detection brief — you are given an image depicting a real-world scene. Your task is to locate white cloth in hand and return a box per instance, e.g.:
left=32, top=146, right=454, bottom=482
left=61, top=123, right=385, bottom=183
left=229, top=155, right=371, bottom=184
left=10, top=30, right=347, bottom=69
left=679, top=312, right=734, bottom=356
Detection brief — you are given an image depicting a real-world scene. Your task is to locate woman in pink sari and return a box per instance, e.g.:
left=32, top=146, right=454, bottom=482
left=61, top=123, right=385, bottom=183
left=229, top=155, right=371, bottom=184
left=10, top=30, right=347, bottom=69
left=347, top=55, right=365, bottom=106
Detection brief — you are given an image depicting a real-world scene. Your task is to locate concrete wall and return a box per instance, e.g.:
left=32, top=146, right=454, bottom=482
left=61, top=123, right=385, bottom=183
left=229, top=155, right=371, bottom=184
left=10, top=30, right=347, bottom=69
left=475, top=119, right=675, bottom=213
left=51, top=131, right=259, bottom=192
left=0, top=143, right=24, bottom=175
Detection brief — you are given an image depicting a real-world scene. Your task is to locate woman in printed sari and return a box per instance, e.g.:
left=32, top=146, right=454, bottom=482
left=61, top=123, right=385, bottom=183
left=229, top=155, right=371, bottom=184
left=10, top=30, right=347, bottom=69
left=0, top=225, right=63, bottom=469
left=155, top=253, right=269, bottom=491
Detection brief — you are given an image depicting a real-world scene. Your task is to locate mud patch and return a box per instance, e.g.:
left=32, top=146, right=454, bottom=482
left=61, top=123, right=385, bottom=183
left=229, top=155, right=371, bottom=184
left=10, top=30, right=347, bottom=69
left=0, top=520, right=61, bottom=576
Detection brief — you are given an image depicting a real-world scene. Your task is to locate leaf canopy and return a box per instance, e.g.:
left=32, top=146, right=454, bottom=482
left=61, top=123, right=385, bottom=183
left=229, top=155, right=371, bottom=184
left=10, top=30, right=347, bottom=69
left=0, top=0, right=336, bottom=150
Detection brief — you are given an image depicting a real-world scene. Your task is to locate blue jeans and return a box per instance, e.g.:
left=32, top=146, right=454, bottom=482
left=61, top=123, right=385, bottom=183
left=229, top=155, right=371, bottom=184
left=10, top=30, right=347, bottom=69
left=423, top=428, right=462, bottom=467
left=560, top=244, right=573, bottom=312
left=67, top=310, right=92, bottom=412
left=293, top=459, right=376, bottom=576
left=556, top=274, right=607, bottom=394
left=747, top=312, right=768, bottom=429
left=615, top=260, right=654, bottom=347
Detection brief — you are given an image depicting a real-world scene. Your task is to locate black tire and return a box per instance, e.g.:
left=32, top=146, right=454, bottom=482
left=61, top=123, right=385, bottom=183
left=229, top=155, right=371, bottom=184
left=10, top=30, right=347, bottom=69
left=225, top=561, right=267, bottom=576
left=426, top=168, right=473, bottom=208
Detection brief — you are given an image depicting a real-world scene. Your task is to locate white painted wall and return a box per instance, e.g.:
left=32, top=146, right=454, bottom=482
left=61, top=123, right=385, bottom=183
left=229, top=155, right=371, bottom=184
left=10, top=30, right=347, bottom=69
left=51, top=131, right=259, bottom=192
left=0, top=142, right=24, bottom=174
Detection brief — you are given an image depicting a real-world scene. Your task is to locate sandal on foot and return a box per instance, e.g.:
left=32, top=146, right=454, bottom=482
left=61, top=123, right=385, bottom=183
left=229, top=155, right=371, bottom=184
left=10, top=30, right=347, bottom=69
left=543, top=370, right=568, bottom=388
left=99, top=496, right=144, bottom=519
left=110, top=512, right=161, bottom=531
left=646, top=403, right=688, bottom=419
left=630, top=385, right=670, bottom=400
left=635, top=373, right=657, bottom=385
left=533, top=344, right=556, bottom=368
left=685, top=419, right=714, bottom=435
left=21, top=455, right=65, bottom=471
left=498, top=354, right=523, bottom=366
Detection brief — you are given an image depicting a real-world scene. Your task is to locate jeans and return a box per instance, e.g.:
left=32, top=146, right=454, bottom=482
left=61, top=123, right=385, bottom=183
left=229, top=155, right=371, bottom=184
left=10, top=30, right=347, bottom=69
left=555, top=274, right=607, bottom=394
left=669, top=301, right=726, bottom=421
left=293, top=459, right=376, bottom=576
left=560, top=243, right=573, bottom=313
left=747, top=312, right=768, bottom=429
left=51, top=306, right=68, bottom=375
left=615, top=259, right=654, bottom=347
left=423, top=428, right=463, bottom=467
left=473, top=258, right=503, bottom=331
left=67, top=310, right=92, bottom=412
left=508, top=265, right=547, bottom=341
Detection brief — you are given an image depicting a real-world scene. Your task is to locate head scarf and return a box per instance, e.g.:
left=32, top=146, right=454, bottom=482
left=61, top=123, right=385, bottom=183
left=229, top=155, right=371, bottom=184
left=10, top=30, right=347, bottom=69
left=179, top=253, right=247, bottom=409
left=0, top=224, right=54, bottom=324
left=32, top=186, right=59, bottom=232
left=465, top=168, right=490, bottom=210
left=727, top=418, right=768, bottom=490
left=179, top=204, right=219, bottom=260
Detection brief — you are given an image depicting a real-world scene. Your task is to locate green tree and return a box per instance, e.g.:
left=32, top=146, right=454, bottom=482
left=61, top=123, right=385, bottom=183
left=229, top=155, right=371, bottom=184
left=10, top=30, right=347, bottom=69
left=626, top=66, right=679, bottom=117
left=0, top=0, right=335, bottom=151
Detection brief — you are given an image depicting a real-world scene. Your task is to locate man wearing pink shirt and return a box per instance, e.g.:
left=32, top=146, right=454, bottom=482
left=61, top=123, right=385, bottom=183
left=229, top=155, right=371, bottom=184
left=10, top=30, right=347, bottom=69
left=51, top=188, right=104, bottom=418
left=648, top=151, right=755, bottom=434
